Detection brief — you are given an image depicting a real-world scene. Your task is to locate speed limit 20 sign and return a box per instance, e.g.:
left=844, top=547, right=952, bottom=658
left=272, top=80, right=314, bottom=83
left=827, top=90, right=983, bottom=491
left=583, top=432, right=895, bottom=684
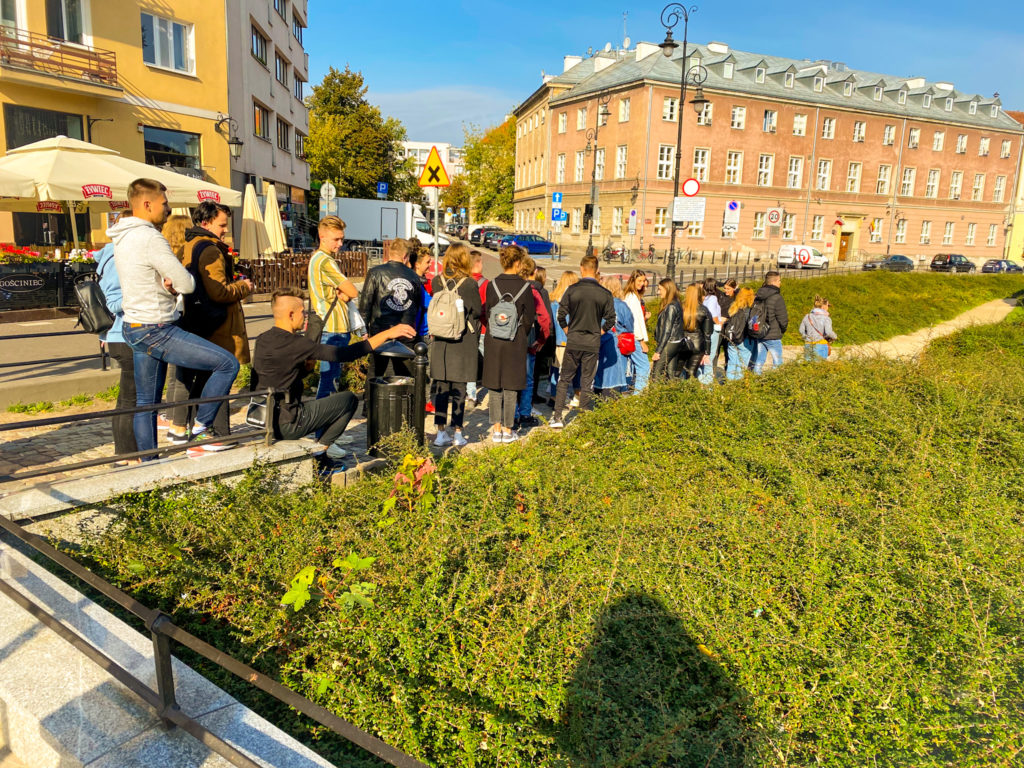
left=767, top=207, right=783, bottom=225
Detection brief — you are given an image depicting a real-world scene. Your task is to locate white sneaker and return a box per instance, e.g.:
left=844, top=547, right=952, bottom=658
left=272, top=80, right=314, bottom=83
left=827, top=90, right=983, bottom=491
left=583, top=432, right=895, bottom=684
left=549, top=419, right=564, bottom=429
left=490, top=430, right=504, bottom=443
left=568, top=396, right=580, bottom=409
left=453, top=431, right=468, bottom=447
left=433, top=430, right=452, bottom=447
left=501, top=430, right=519, bottom=442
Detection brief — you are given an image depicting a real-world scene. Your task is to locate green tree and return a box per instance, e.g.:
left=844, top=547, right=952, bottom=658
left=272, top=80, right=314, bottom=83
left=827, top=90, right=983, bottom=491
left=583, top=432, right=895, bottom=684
left=305, top=66, right=419, bottom=201
left=439, top=175, right=470, bottom=211
left=462, top=118, right=515, bottom=223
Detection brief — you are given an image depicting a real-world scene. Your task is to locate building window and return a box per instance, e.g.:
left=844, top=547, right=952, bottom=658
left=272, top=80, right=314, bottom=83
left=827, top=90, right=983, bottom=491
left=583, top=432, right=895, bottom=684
left=723, top=62, right=734, bottom=79
left=143, top=126, right=200, bottom=170
left=811, top=215, right=824, bottom=240
left=900, top=167, right=916, bottom=196
left=815, top=158, right=831, bottom=190
left=876, top=164, right=891, bottom=194
left=895, top=219, right=907, bottom=243
left=275, top=53, right=288, bottom=86
left=987, top=224, right=997, bottom=246
left=574, top=150, right=585, bottom=182
left=813, top=75, right=824, bottom=92
left=978, top=137, right=990, bottom=156
left=920, top=221, right=931, bottom=244
left=615, top=145, right=627, bottom=178
left=870, top=218, right=883, bottom=243
left=991, top=105, right=999, bottom=118
left=725, top=150, right=743, bottom=184
left=295, top=132, right=305, bottom=157
left=898, top=90, right=907, bottom=105
left=994, top=175, right=1006, bottom=202
left=619, top=98, right=630, bottom=122
left=3, top=104, right=84, bottom=150
left=251, top=25, right=268, bottom=65
left=654, top=207, right=669, bottom=235
left=782, top=213, right=795, bottom=239
left=696, top=102, right=713, bottom=125
left=793, top=113, right=807, bottom=136
left=853, top=121, right=866, bottom=142
left=687, top=220, right=703, bottom=237
left=883, top=125, right=895, bottom=146
left=292, top=14, right=304, bottom=43
left=908, top=128, right=920, bottom=149
left=558, top=112, right=567, bottom=133
left=942, top=222, right=954, bottom=245
left=821, top=117, right=835, bottom=139
left=925, top=169, right=939, bottom=198
left=787, top=156, right=803, bottom=189
left=253, top=102, right=270, bottom=140
left=293, top=76, right=304, bottom=102
left=932, top=131, right=944, bottom=151
left=945, top=97, right=954, bottom=111
left=757, top=153, right=773, bottom=186
left=692, top=147, right=709, bottom=181
left=730, top=106, right=746, bottom=129
left=573, top=208, right=582, bottom=234
left=843, top=81, right=853, bottom=97
left=971, top=174, right=985, bottom=201
left=576, top=108, right=587, bottom=130
left=141, top=12, right=194, bottom=74
left=274, top=0, right=287, bottom=18
left=657, top=144, right=676, bottom=180
left=46, top=0, right=83, bottom=43
left=846, top=162, right=861, bottom=193
left=752, top=212, right=766, bottom=239
left=874, top=85, right=883, bottom=101
left=276, top=118, right=290, bottom=151
left=612, top=206, right=623, bottom=235
left=966, top=222, right=976, bottom=246
left=556, top=153, right=566, bottom=183
left=762, top=109, right=777, bottom=133
left=594, top=148, right=605, bottom=181
left=1000, top=140, right=1011, bottom=159
left=949, top=170, right=963, bottom=199
left=755, top=66, right=766, bottom=83
left=785, top=72, right=795, bottom=88
left=923, top=94, right=932, bottom=109
left=969, top=101, right=977, bottom=115
left=663, top=97, right=678, bottom=122
left=955, top=134, right=967, bottom=154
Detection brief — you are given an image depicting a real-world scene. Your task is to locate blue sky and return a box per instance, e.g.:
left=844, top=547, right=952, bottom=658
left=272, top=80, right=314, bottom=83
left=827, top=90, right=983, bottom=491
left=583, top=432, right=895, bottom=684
left=306, top=0, right=1023, bottom=146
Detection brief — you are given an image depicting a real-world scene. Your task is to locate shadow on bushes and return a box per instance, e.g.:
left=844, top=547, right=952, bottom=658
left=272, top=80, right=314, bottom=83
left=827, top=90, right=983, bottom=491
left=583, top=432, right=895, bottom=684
left=560, top=592, right=758, bottom=768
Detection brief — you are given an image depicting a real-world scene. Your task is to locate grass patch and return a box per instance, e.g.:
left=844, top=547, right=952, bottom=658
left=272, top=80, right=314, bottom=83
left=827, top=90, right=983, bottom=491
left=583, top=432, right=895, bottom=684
left=73, top=310, right=1024, bottom=767
left=6, top=400, right=54, bottom=413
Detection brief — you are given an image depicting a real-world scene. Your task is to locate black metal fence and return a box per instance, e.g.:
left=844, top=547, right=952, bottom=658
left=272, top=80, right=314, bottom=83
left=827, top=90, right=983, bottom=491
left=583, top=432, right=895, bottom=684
left=0, top=262, right=95, bottom=312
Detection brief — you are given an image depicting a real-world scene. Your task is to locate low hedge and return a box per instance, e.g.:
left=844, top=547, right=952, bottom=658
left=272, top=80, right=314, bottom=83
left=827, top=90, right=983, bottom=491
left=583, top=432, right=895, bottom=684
left=76, top=309, right=1024, bottom=767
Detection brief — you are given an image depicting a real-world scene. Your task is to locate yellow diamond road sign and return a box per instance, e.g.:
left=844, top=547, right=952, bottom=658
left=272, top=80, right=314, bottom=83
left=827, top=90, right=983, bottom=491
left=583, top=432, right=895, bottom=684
left=417, top=146, right=451, bottom=188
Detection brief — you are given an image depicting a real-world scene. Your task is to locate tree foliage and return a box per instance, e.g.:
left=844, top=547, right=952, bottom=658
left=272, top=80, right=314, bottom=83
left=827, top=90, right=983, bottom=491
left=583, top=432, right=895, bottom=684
left=305, top=66, right=420, bottom=201
left=439, top=175, right=470, bottom=212
left=462, top=118, right=515, bottom=224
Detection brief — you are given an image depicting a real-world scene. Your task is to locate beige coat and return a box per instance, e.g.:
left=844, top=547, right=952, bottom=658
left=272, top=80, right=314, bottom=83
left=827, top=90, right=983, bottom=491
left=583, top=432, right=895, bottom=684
left=182, top=232, right=252, bottom=363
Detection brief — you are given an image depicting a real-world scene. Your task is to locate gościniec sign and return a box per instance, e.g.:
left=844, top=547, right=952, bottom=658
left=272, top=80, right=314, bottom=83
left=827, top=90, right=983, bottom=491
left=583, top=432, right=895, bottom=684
left=0, top=274, right=46, bottom=292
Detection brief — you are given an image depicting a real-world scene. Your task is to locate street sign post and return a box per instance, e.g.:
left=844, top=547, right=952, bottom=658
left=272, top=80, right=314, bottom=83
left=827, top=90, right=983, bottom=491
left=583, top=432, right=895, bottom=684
left=682, top=178, right=701, bottom=197
left=417, top=146, right=451, bottom=266
left=375, top=181, right=388, bottom=200
left=321, top=181, right=336, bottom=203
left=766, top=208, right=784, bottom=261
left=724, top=200, right=741, bottom=237
left=672, top=196, right=706, bottom=223
left=628, top=208, right=637, bottom=235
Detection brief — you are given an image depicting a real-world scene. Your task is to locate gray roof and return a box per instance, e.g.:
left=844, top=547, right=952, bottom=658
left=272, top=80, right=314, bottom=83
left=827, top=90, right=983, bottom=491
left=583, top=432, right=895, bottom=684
left=545, top=42, right=1022, bottom=132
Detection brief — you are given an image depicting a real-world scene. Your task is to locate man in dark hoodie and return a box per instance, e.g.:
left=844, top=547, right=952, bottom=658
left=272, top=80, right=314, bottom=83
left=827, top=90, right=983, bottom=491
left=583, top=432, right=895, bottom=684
left=358, top=237, right=423, bottom=378
left=751, top=271, right=788, bottom=374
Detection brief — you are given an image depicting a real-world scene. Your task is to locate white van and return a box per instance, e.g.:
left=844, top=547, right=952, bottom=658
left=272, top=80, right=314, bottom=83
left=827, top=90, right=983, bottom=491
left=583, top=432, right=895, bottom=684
left=777, top=244, right=828, bottom=270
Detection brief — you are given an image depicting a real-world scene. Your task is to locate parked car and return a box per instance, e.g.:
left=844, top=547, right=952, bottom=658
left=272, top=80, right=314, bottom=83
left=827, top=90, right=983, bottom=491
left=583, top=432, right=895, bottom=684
left=483, top=230, right=509, bottom=249
left=469, top=225, right=502, bottom=245
left=862, top=254, right=914, bottom=272
left=777, top=244, right=828, bottom=270
left=929, top=253, right=976, bottom=273
left=498, top=233, right=556, bottom=255
left=981, top=259, right=1023, bottom=273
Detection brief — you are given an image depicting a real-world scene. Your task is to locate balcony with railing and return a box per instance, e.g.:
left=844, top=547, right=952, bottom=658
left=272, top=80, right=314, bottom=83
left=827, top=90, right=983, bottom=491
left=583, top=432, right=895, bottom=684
left=0, top=27, right=119, bottom=90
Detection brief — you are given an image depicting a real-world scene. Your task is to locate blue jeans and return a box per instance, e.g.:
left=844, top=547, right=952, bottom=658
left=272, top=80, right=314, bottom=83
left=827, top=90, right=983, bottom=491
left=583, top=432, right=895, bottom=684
left=629, top=346, right=651, bottom=391
left=123, top=322, right=240, bottom=458
left=698, top=328, right=722, bottom=385
left=726, top=339, right=755, bottom=380
left=466, top=333, right=486, bottom=401
left=516, top=352, right=536, bottom=419
left=316, top=331, right=351, bottom=400
left=804, top=342, right=829, bottom=361
left=752, top=339, right=784, bottom=374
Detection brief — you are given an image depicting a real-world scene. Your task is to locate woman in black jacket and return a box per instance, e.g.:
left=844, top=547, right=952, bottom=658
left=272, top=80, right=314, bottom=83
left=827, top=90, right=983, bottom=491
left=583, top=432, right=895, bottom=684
left=652, top=278, right=684, bottom=379
left=429, top=244, right=482, bottom=447
left=680, top=282, right=714, bottom=379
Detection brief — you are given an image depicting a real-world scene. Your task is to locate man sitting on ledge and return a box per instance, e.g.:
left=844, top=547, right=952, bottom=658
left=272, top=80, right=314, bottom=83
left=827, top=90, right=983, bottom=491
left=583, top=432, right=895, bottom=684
left=253, top=288, right=414, bottom=468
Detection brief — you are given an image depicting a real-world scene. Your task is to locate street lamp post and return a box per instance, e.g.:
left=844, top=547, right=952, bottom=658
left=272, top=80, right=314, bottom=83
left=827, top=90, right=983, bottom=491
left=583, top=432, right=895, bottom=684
left=659, top=4, right=709, bottom=283
left=584, top=93, right=612, bottom=258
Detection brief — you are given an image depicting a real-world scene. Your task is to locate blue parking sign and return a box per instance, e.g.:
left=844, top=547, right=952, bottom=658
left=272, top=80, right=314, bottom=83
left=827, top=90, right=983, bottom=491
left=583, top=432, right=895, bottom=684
left=376, top=182, right=389, bottom=198
left=459, top=207, right=466, bottom=215
left=552, top=192, right=563, bottom=204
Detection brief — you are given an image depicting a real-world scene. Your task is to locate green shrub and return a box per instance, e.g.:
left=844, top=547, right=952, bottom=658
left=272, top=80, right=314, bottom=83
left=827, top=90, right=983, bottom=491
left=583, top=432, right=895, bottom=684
left=76, top=310, right=1024, bottom=767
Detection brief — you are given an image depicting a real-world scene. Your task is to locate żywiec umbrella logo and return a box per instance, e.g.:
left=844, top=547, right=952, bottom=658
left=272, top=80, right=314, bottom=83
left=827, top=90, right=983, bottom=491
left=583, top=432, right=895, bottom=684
left=197, top=190, right=221, bottom=202
left=82, top=184, right=112, bottom=198
left=36, top=201, right=62, bottom=212
left=110, top=201, right=129, bottom=210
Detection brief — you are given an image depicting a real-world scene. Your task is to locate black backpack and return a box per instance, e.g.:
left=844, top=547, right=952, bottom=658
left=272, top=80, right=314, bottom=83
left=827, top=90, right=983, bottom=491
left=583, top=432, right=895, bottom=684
left=722, top=307, right=749, bottom=344
left=74, top=268, right=114, bottom=335
left=746, top=297, right=771, bottom=340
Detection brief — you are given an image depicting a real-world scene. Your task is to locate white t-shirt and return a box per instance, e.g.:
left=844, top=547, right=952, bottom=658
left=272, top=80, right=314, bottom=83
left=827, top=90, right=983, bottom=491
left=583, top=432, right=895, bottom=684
left=703, top=294, right=723, bottom=329
left=623, top=293, right=648, bottom=342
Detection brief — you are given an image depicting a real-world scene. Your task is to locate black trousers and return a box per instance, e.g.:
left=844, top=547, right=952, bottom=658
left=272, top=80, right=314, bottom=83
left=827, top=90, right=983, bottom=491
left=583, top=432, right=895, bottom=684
left=278, top=392, right=358, bottom=447
left=170, top=367, right=232, bottom=436
left=652, top=341, right=685, bottom=379
left=680, top=350, right=703, bottom=379
left=553, top=348, right=598, bottom=418
left=106, top=342, right=138, bottom=455
left=433, top=381, right=466, bottom=429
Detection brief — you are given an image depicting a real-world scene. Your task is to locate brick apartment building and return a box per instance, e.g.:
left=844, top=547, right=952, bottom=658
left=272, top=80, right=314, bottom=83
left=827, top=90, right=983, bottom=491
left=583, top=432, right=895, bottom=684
left=513, top=42, right=1024, bottom=263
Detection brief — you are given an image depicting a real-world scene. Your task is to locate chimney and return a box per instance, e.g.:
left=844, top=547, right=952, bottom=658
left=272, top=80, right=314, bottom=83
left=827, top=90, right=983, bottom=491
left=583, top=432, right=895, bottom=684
left=935, top=81, right=954, bottom=91
left=905, top=77, right=926, bottom=88
left=707, top=41, right=729, bottom=54
left=563, top=55, right=583, bottom=73
left=594, top=57, right=614, bottom=73
left=635, top=41, right=661, bottom=61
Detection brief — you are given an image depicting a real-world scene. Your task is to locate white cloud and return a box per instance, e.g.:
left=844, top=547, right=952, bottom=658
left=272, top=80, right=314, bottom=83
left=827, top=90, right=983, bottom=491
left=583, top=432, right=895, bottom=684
left=368, top=87, right=516, bottom=145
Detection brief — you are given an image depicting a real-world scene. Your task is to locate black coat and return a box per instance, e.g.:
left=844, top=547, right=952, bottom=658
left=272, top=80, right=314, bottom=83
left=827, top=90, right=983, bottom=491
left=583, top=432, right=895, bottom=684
left=429, top=274, right=482, bottom=383
left=682, top=304, right=714, bottom=353
left=358, top=260, right=423, bottom=335
left=654, top=300, right=683, bottom=356
left=481, top=274, right=535, bottom=391
left=754, top=284, right=789, bottom=340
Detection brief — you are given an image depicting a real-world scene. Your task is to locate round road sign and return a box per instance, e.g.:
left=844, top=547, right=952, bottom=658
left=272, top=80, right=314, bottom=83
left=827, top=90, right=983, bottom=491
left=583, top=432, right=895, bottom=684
left=682, top=178, right=701, bottom=197
left=798, top=247, right=812, bottom=265
left=727, top=200, right=739, bottom=211
left=767, top=208, right=782, bottom=225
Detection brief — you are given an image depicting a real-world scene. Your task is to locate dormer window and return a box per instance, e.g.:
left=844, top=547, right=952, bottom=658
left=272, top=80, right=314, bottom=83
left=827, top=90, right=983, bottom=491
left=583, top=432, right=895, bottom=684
left=723, top=61, right=734, bottom=79
left=898, top=90, right=907, bottom=105
left=874, top=86, right=883, bottom=101
left=785, top=72, right=794, bottom=88
left=755, top=67, right=766, bottom=84
left=969, top=101, right=977, bottom=115
left=991, top=105, right=999, bottom=118
left=923, top=94, right=932, bottom=108
left=813, top=76, right=824, bottom=92
left=843, top=82, right=853, bottom=97
left=690, top=55, right=702, bottom=71
left=944, top=97, right=953, bottom=111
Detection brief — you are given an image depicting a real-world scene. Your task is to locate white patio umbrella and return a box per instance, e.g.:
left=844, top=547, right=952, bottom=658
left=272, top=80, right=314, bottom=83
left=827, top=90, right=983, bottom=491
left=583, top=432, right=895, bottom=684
left=239, top=184, right=271, bottom=261
left=263, top=183, right=288, bottom=256
left=0, top=169, right=37, bottom=198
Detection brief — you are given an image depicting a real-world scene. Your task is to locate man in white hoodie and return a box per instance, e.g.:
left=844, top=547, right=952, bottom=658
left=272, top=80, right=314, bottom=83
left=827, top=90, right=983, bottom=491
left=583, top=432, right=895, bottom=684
left=110, top=178, right=239, bottom=459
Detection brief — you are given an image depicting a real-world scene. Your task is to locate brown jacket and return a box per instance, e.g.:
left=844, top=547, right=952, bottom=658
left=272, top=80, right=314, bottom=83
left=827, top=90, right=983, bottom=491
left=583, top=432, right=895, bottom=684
left=182, top=228, right=252, bottom=363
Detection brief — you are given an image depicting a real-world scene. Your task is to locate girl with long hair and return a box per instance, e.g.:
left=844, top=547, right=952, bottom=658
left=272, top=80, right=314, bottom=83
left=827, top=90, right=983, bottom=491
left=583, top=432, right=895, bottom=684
left=698, top=276, right=725, bottom=385
left=680, top=283, right=713, bottom=380
left=622, top=270, right=651, bottom=391
left=549, top=271, right=580, bottom=402
left=594, top=276, right=633, bottom=393
left=652, top=278, right=683, bottom=378
left=724, top=287, right=756, bottom=380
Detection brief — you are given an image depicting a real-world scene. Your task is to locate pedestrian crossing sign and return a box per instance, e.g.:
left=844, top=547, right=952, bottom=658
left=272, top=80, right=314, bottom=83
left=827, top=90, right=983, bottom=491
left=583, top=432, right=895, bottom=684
left=417, top=146, right=451, bottom=187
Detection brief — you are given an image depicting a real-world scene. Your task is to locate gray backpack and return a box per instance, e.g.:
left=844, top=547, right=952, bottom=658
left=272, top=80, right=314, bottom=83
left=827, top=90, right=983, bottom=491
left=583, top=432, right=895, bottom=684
left=488, top=283, right=530, bottom=341
left=427, top=277, right=467, bottom=339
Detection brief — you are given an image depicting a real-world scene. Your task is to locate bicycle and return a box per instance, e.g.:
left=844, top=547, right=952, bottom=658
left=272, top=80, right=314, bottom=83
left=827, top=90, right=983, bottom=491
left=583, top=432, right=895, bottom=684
left=635, top=246, right=658, bottom=264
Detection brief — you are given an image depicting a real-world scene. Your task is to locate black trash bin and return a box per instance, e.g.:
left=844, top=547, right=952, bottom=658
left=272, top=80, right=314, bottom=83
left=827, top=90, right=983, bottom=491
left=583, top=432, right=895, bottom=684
left=367, top=375, right=415, bottom=456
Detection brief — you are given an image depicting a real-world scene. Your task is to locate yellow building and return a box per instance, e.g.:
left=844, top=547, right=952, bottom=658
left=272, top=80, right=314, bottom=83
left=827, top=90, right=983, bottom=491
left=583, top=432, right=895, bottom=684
left=1006, top=111, right=1024, bottom=261
left=0, top=0, right=232, bottom=246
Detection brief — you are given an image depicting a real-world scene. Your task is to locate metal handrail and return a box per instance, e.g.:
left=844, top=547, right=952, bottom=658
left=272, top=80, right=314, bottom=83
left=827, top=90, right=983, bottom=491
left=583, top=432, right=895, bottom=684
left=0, top=27, right=118, bottom=86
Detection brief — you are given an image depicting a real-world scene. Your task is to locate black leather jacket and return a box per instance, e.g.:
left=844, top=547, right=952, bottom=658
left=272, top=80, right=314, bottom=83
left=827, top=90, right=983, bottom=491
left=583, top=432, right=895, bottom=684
left=358, top=260, right=423, bottom=336
left=683, top=305, right=714, bottom=353
left=654, top=299, right=683, bottom=355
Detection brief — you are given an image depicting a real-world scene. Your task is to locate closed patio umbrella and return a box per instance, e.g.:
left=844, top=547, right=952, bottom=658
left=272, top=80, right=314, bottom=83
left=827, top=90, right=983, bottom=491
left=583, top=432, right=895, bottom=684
left=239, top=184, right=271, bottom=261
left=263, top=183, right=288, bottom=256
